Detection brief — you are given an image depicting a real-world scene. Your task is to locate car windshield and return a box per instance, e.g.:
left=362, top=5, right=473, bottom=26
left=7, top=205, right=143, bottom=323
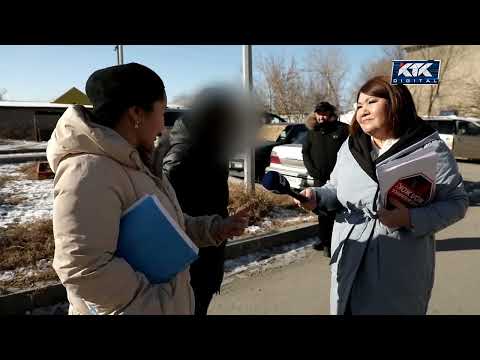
left=290, top=129, right=308, bottom=144
left=428, top=120, right=456, bottom=134
left=164, top=110, right=187, bottom=127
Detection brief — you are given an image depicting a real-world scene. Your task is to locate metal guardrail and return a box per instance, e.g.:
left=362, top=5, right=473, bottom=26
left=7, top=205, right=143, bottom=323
left=0, top=148, right=46, bottom=155
left=0, top=152, right=47, bottom=164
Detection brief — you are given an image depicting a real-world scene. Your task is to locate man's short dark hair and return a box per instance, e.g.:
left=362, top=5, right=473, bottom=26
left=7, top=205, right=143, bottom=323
left=314, top=102, right=337, bottom=115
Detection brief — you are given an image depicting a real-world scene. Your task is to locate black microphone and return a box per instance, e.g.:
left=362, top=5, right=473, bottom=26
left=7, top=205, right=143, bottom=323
left=261, top=171, right=309, bottom=203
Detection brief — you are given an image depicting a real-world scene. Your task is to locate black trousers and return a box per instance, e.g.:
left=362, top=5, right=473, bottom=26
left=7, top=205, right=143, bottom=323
left=193, top=287, right=215, bottom=316
left=189, top=242, right=226, bottom=316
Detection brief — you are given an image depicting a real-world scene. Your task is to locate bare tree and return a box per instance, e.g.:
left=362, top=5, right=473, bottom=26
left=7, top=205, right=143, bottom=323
left=349, top=45, right=465, bottom=116
left=456, top=78, right=480, bottom=117
left=255, top=48, right=349, bottom=117
left=408, top=45, right=466, bottom=116
left=0, top=88, right=6, bottom=101
left=349, top=45, right=406, bottom=104
left=305, top=47, right=349, bottom=111
left=256, top=54, right=309, bottom=117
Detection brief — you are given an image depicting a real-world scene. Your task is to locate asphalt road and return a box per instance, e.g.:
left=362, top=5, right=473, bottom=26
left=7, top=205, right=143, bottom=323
left=210, top=161, right=480, bottom=315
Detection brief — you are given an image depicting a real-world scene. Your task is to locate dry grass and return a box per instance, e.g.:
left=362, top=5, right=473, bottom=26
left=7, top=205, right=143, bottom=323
left=18, top=163, right=39, bottom=180
left=0, top=219, right=57, bottom=292
left=0, top=175, right=17, bottom=188
left=0, top=194, right=27, bottom=206
left=0, top=219, right=54, bottom=271
left=0, top=182, right=310, bottom=292
left=228, top=181, right=304, bottom=224
left=0, top=268, right=58, bottom=290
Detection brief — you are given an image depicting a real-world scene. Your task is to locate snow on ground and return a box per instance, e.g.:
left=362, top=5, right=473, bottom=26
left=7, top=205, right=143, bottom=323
left=0, top=162, right=53, bottom=228
left=0, top=140, right=47, bottom=151
left=0, top=258, right=58, bottom=296
left=0, top=164, right=314, bottom=230
left=0, top=259, right=52, bottom=284
left=223, top=236, right=319, bottom=286
left=243, top=207, right=317, bottom=236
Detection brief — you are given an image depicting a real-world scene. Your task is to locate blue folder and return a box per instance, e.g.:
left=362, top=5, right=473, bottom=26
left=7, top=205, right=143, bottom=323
left=117, top=194, right=199, bottom=283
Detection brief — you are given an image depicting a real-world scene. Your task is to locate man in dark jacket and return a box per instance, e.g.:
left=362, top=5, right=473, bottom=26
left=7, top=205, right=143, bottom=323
left=161, top=88, right=242, bottom=315
left=302, top=102, right=349, bottom=257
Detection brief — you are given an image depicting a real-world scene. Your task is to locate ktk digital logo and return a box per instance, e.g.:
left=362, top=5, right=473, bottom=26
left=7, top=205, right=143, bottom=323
left=391, top=60, right=441, bottom=85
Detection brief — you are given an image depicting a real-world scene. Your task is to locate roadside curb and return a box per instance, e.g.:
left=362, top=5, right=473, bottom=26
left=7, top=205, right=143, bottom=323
left=0, top=222, right=318, bottom=315
left=0, top=283, right=67, bottom=315
left=225, top=222, right=318, bottom=260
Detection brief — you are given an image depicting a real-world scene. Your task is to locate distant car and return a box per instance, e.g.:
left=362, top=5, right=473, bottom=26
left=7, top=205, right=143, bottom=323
left=265, top=138, right=315, bottom=191
left=229, top=122, right=308, bottom=181
left=163, top=105, right=190, bottom=129
left=265, top=114, right=480, bottom=191
left=262, top=112, right=288, bottom=124
left=423, top=115, right=480, bottom=160
left=265, top=112, right=353, bottom=190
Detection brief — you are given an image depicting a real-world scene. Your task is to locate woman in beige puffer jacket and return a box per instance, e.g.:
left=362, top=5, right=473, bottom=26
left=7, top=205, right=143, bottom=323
left=47, top=63, right=247, bottom=315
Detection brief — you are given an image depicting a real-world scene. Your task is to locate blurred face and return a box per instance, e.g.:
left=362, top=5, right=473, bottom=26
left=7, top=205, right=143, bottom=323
left=136, top=99, right=166, bottom=151
left=356, top=92, right=392, bottom=140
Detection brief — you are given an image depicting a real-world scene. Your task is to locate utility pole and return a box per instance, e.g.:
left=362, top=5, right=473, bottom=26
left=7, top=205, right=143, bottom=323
left=114, top=45, right=124, bottom=65
left=242, top=45, right=255, bottom=193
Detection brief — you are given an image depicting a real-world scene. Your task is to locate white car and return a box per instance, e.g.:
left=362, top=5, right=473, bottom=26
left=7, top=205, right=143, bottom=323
left=267, top=112, right=480, bottom=191
left=422, top=115, right=480, bottom=159
left=265, top=113, right=353, bottom=191
left=265, top=142, right=315, bottom=191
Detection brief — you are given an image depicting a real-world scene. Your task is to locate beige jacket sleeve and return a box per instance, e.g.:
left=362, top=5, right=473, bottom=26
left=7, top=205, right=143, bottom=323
left=183, top=213, right=225, bottom=248
left=52, top=156, right=188, bottom=315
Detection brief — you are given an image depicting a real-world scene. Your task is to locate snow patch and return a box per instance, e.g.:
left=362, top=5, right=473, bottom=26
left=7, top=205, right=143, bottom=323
left=0, top=258, right=54, bottom=283
left=223, top=237, right=319, bottom=285
left=0, top=162, right=53, bottom=228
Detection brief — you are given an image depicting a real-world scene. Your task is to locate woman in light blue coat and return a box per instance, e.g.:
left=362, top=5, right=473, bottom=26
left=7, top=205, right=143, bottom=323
left=297, top=77, right=469, bottom=315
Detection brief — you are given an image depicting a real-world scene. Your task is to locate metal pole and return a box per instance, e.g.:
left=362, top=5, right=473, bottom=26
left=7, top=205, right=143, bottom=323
left=119, top=45, right=124, bottom=65
left=114, top=45, right=119, bottom=65
left=33, top=112, right=38, bottom=141
left=242, top=45, right=255, bottom=193
left=114, top=45, right=124, bottom=65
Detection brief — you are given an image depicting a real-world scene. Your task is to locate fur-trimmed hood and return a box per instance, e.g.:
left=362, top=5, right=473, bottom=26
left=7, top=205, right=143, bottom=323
left=305, top=113, right=317, bottom=130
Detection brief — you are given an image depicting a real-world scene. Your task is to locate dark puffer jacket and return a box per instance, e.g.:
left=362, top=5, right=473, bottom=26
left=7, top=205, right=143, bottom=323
left=302, top=113, right=350, bottom=184
left=162, top=117, right=229, bottom=295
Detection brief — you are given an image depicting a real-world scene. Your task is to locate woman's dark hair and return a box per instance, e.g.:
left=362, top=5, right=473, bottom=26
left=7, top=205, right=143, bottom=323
left=92, top=94, right=166, bottom=129
left=350, top=76, right=421, bottom=138
left=85, top=63, right=167, bottom=129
